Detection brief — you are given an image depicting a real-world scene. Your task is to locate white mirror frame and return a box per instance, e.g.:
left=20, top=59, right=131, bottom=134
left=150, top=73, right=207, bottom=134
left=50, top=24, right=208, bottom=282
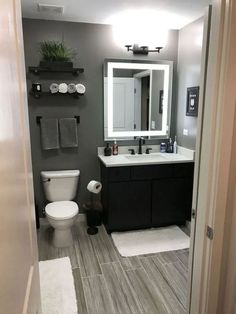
left=104, top=60, right=173, bottom=139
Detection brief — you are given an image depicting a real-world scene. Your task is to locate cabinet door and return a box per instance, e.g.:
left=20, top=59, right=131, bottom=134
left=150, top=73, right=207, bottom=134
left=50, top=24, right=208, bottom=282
left=152, top=178, right=193, bottom=227
left=107, top=181, right=151, bottom=232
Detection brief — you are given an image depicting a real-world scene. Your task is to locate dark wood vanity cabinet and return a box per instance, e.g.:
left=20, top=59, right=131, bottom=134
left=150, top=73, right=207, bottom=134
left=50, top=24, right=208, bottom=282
left=100, top=162, right=194, bottom=233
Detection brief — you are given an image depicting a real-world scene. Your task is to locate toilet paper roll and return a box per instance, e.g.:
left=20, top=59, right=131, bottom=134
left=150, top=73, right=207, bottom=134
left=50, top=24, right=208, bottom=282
left=87, top=180, right=102, bottom=194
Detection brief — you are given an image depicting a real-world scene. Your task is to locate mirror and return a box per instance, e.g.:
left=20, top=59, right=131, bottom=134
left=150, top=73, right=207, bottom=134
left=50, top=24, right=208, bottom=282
left=104, top=59, right=173, bottom=140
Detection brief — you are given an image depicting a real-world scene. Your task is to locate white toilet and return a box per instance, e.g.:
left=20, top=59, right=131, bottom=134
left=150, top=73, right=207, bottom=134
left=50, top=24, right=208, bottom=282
left=41, top=169, right=80, bottom=248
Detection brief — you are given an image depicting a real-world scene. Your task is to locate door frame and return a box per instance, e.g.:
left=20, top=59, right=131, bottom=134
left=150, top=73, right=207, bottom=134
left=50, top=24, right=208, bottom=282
left=189, top=0, right=236, bottom=312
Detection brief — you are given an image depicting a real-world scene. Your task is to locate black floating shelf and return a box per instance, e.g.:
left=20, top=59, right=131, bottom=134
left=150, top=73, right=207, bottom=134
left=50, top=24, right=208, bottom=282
left=29, top=66, right=84, bottom=76
left=29, top=91, right=82, bottom=99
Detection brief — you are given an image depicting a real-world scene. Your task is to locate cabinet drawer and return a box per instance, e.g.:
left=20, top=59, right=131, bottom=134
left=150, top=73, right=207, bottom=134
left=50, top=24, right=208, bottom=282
left=131, top=165, right=173, bottom=180
left=106, top=167, right=130, bottom=182
left=173, top=163, right=194, bottom=178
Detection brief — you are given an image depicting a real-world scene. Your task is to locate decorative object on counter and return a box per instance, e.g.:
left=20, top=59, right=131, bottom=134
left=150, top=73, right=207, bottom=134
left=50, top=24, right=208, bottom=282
left=186, top=86, right=199, bottom=117
left=160, top=142, right=167, bottom=153
left=49, top=83, right=59, bottom=94
left=104, top=143, right=112, bottom=156
left=76, top=83, right=86, bottom=95
left=59, top=83, right=68, bottom=93
left=67, top=83, right=76, bottom=94
left=166, top=138, right=173, bottom=153
left=40, top=118, right=59, bottom=150
left=39, top=41, right=75, bottom=69
left=112, top=139, right=118, bottom=155
left=84, top=180, right=103, bottom=235
left=174, top=136, right=178, bottom=154
left=59, top=118, right=78, bottom=148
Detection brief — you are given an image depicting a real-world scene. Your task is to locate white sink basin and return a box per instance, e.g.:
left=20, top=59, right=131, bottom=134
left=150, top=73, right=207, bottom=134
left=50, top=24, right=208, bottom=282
left=124, top=153, right=168, bottom=162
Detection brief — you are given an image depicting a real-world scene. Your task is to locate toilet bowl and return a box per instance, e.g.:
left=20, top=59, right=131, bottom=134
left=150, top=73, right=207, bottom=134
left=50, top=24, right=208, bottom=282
left=45, top=201, right=78, bottom=247
left=41, top=170, right=80, bottom=248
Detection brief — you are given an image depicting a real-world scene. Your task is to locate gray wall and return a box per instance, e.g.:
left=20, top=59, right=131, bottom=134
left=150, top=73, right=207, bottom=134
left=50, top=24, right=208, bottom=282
left=175, top=18, right=204, bottom=149
left=22, top=18, right=179, bottom=216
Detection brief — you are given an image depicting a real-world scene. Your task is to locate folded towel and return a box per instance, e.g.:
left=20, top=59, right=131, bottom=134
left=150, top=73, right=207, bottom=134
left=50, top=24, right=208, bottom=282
left=40, top=118, right=59, bottom=150
left=67, top=83, right=76, bottom=94
left=59, top=83, right=68, bottom=93
left=59, top=118, right=78, bottom=148
left=50, top=83, right=59, bottom=94
left=76, top=83, right=86, bottom=94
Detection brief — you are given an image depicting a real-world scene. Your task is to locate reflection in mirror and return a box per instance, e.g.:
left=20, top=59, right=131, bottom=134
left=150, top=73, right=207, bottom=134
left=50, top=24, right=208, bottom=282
left=104, top=59, right=173, bottom=140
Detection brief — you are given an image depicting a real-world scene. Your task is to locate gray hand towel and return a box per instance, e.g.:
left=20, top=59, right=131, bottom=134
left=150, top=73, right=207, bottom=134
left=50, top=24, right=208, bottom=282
left=40, top=118, right=59, bottom=150
left=59, top=118, right=78, bottom=148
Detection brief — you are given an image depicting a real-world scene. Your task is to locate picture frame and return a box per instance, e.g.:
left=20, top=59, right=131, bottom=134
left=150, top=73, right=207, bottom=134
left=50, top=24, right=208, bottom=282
left=186, top=86, right=199, bottom=117
left=159, top=89, right=164, bottom=114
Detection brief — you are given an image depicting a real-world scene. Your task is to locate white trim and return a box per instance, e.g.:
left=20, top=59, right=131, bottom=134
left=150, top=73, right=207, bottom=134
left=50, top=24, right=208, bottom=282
left=133, top=70, right=150, bottom=78
left=190, top=0, right=236, bottom=312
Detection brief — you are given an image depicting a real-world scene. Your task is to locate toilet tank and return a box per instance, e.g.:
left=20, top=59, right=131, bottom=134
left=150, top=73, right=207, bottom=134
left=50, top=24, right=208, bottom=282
left=41, top=170, right=80, bottom=202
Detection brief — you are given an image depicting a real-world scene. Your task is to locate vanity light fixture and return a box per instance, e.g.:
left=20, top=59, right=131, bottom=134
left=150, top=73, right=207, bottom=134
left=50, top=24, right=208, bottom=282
left=125, top=44, right=163, bottom=55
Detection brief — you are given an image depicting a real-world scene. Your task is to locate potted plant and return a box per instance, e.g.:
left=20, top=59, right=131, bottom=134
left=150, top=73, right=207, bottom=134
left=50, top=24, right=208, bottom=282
left=39, top=41, right=75, bottom=69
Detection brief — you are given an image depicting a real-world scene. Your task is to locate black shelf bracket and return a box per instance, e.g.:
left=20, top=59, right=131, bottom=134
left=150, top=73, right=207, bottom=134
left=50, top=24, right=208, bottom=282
left=36, top=116, right=80, bottom=124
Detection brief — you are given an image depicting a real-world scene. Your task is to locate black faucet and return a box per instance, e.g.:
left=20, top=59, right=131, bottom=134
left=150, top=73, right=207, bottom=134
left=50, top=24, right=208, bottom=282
left=137, top=137, right=145, bottom=154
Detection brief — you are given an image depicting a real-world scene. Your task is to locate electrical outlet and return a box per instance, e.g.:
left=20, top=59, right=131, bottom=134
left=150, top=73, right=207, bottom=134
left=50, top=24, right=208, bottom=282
left=183, top=129, right=189, bottom=136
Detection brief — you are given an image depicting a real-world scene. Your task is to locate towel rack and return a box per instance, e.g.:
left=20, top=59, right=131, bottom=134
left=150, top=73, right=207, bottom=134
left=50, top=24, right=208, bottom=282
left=36, top=116, right=80, bottom=124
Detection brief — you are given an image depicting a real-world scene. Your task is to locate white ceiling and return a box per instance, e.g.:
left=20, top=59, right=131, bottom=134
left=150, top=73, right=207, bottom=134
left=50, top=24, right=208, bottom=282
left=21, top=0, right=212, bottom=29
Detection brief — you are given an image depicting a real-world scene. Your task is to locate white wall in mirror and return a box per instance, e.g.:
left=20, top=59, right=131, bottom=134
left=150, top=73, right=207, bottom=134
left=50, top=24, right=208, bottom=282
left=104, top=60, right=173, bottom=140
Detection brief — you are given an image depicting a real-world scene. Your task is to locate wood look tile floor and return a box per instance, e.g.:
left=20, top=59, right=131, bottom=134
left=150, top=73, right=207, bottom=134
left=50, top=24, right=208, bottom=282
left=38, top=218, right=189, bottom=314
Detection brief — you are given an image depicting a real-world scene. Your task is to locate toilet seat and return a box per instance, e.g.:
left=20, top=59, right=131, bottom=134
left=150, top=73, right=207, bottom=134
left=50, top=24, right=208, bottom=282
left=45, top=201, right=79, bottom=220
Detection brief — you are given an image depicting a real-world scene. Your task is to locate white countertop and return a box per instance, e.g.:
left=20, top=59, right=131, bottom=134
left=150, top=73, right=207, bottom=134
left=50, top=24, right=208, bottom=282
left=98, top=146, right=195, bottom=167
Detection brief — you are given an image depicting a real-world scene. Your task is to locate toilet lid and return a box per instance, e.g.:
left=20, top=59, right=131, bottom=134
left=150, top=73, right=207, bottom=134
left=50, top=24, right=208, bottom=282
left=45, top=201, right=79, bottom=220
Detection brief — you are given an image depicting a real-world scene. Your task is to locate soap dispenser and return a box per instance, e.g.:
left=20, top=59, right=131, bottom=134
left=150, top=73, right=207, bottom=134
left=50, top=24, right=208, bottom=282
left=104, top=143, right=112, bottom=156
left=112, top=139, right=118, bottom=155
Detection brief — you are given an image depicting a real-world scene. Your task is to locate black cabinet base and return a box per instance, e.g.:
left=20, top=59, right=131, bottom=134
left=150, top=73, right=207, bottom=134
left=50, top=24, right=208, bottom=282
left=100, top=162, right=194, bottom=233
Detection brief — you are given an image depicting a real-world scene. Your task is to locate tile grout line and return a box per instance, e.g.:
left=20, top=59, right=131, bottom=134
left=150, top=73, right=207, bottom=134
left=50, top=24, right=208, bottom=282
left=80, top=276, right=91, bottom=314
left=174, top=251, right=189, bottom=272
left=153, top=258, right=188, bottom=311
left=116, top=260, right=145, bottom=314
left=140, top=256, right=186, bottom=313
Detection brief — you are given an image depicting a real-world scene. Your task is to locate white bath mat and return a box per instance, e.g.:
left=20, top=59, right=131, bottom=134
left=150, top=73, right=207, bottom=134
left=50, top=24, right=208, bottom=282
left=39, top=257, right=77, bottom=314
left=111, top=225, right=190, bottom=257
